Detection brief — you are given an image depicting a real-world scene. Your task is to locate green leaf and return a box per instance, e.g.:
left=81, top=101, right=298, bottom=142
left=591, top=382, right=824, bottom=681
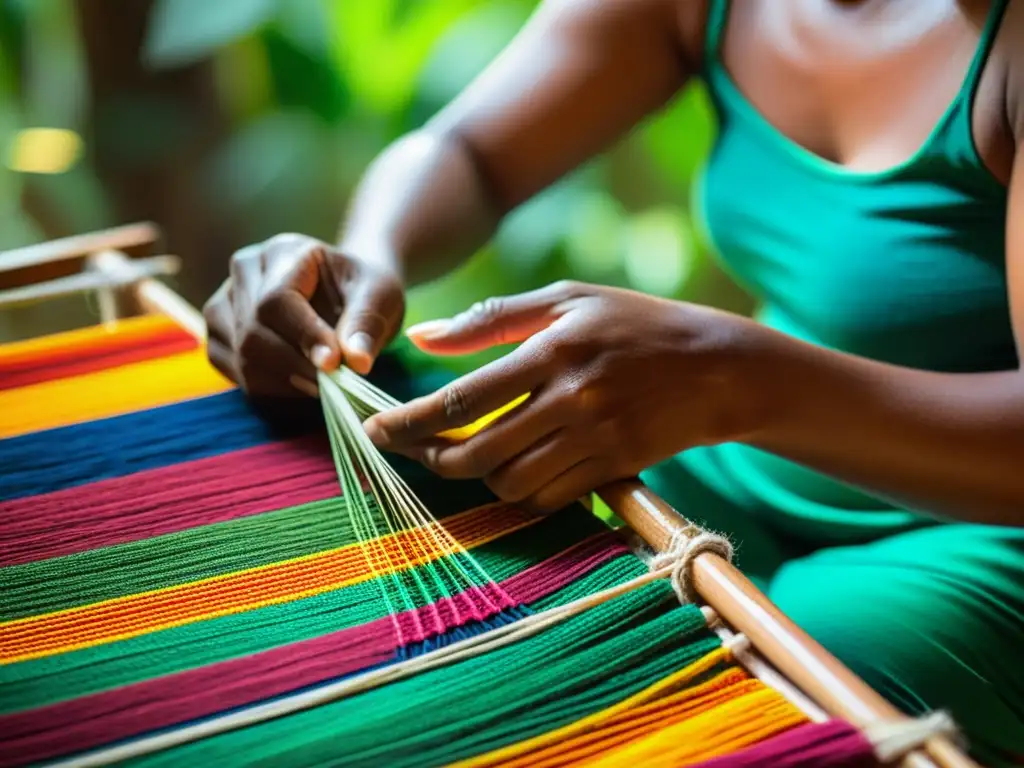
left=144, top=0, right=279, bottom=69
left=326, top=0, right=480, bottom=113
left=262, top=26, right=350, bottom=122
left=641, top=84, right=715, bottom=190
left=409, top=0, right=529, bottom=123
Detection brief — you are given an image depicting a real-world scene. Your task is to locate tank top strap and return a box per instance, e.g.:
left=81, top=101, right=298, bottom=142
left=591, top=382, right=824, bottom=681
left=701, top=0, right=731, bottom=75
left=958, top=0, right=1011, bottom=103
left=937, top=0, right=1011, bottom=190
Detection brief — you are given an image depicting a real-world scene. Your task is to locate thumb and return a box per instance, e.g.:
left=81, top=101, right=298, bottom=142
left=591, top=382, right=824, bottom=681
left=406, top=282, right=577, bottom=356
left=337, top=273, right=405, bottom=375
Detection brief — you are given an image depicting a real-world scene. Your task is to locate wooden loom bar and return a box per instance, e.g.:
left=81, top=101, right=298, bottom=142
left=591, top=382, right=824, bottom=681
left=598, top=479, right=977, bottom=768
left=87, top=250, right=207, bottom=340
left=0, top=222, right=160, bottom=273
left=0, top=256, right=180, bottom=309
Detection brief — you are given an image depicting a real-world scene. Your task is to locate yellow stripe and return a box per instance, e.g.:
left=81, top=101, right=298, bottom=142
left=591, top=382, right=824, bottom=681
left=0, top=348, right=232, bottom=438
left=454, top=647, right=735, bottom=768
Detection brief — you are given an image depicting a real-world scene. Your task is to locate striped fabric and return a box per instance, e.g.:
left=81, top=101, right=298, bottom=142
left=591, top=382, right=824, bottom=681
left=0, top=316, right=878, bottom=767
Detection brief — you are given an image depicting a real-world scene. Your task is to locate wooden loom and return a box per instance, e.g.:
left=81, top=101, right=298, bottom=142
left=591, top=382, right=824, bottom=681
left=0, top=224, right=979, bottom=768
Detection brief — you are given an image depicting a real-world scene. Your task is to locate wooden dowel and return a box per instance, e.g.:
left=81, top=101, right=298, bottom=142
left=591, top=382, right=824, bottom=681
left=597, top=478, right=977, bottom=768
left=86, top=250, right=206, bottom=340
left=0, top=256, right=180, bottom=309
left=0, top=222, right=160, bottom=273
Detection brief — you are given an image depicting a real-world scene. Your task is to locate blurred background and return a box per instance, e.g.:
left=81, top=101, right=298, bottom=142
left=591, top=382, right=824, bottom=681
left=0, top=0, right=751, bottom=373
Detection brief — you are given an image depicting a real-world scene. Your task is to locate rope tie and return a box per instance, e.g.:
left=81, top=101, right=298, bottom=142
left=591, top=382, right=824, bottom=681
left=864, top=711, right=963, bottom=762
left=648, top=524, right=734, bottom=604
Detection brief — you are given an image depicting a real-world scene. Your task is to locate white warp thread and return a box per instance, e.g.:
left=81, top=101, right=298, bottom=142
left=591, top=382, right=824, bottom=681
left=647, top=524, right=734, bottom=604
left=866, top=710, right=963, bottom=762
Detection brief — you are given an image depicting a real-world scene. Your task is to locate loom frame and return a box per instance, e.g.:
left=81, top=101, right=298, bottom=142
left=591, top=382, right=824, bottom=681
left=0, top=224, right=978, bottom=768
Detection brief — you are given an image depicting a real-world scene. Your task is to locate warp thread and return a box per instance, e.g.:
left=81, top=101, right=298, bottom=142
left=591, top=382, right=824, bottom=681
left=865, top=710, right=963, bottom=762
left=648, top=524, right=734, bottom=604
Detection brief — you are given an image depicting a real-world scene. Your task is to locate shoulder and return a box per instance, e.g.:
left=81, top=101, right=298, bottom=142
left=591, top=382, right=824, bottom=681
left=535, top=0, right=709, bottom=70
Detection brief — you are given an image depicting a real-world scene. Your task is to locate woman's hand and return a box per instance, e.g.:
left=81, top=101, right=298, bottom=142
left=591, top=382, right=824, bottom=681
left=364, top=281, right=768, bottom=511
left=203, top=234, right=405, bottom=397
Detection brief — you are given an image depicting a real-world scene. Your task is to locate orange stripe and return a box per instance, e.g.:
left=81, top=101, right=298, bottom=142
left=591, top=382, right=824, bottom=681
left=0, top=502, right=540, bottom=663
left=0, top=348, right=232, bottom=438
left=0, top=315, right=183, bottom=364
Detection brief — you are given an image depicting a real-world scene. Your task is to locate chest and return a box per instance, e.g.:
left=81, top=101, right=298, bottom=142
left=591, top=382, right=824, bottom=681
left=717, top=0, right=1013, bottom=183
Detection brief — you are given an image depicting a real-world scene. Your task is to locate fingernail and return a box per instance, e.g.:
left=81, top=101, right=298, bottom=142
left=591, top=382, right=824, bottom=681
left=347, top=332, right=375, bottom=359
left=310, top=344, right=332, bottom=370
left=405, top=319, right=451, bottom=340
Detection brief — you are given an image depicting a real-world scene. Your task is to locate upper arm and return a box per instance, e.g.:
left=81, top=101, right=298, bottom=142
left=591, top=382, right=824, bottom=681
left=426, top=0, right=706, bottom=212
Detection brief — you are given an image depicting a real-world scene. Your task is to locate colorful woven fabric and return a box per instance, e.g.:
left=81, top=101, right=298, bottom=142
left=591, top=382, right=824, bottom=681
left=0, top=317, right=880, bottom=768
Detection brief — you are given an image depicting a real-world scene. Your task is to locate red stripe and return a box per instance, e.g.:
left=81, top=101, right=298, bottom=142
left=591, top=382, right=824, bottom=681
left=0, top=437, right=337, bottom=566
left=0, top=533, right=628, bottom=766
left=0, top=325, right=198, bottom=391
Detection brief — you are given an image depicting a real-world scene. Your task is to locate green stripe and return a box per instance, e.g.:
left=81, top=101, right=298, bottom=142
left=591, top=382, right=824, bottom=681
left=131, top=584, right=720, bottom=768
left=1, top=497, right=357, bottom=621
left=0, top=488, right=534, bottom=621
left=0, top=507, right=610, bottom=712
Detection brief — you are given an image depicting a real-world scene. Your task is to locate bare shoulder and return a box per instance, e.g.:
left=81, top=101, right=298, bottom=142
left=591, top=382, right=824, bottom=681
left=549, top=0, right=709, bottom=67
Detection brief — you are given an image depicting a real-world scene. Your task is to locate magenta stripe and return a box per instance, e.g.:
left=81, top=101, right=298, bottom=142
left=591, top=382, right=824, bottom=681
left=0, top=532, right=628, bottom=766
left=0, top=437, right=337, bottom=566
left=689, top=720, right=876, bottom=768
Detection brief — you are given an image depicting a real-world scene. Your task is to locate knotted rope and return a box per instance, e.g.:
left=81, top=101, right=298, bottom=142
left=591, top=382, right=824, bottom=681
left=647, top=524, right=734, bottom=604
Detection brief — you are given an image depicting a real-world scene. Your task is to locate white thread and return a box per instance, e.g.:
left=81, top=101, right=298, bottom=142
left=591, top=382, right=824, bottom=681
left=648, top=525, right=734, bottom=604
left=865, top=711, right=962, bottom=763
left=724, top=631, right=751, bottom=655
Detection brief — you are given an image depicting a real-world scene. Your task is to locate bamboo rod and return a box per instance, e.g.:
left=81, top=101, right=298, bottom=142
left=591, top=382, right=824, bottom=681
left=597, top=478, right=977, bottom=768
left=0, top=223, right=160, bottom=273
left=0, top=256, right=179, bottom=309
left=86, top=250, right=206, bottom=340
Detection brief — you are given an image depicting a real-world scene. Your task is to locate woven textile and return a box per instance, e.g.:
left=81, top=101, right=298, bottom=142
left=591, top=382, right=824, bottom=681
left=0, top=317, right=878, bottom=767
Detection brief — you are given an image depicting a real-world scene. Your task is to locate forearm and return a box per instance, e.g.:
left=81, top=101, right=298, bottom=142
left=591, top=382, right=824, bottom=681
left=750, top=333, right=1024, bottom=525
left=338, top=129, right=503, bottom=287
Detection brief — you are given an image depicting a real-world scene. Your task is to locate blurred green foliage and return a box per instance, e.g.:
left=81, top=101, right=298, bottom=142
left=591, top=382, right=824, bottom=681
left=1, top=0, right=750, bottom=371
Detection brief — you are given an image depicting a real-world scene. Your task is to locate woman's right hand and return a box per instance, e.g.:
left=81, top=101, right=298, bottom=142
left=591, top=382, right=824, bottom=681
left=203, top=233, right=405, bottom=397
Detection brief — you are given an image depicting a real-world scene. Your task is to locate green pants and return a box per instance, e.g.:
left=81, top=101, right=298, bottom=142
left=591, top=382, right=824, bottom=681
left=642, top=448, right=1024, bottom=768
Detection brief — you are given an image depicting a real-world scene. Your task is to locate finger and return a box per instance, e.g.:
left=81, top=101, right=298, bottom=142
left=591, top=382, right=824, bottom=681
left=257, top=251, right=342, bottom=371
left=523, top=457, right=608, bottom=514
left=484, top=429, right=590, bottom=502
left=405, top=281, right=586, bottom=356
left=364, top=340, right=550, bottom=450
left=413, top=390, right=566, bottom=479
left=237, top=325, right=319, bottom=398
left=335, top=269, right=404, bottom=375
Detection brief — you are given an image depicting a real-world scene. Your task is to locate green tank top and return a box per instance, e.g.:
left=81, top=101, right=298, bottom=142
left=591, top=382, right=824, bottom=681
left=685, top=0, right=1014, bottom=540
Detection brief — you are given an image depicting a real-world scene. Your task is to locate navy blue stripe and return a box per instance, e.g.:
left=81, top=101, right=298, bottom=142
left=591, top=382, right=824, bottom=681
left=0, top=391, right=323, bottom=502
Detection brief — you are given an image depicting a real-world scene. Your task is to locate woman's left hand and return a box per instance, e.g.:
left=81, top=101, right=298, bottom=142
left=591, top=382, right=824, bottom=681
left=364, top=280, right=770, bottom=511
